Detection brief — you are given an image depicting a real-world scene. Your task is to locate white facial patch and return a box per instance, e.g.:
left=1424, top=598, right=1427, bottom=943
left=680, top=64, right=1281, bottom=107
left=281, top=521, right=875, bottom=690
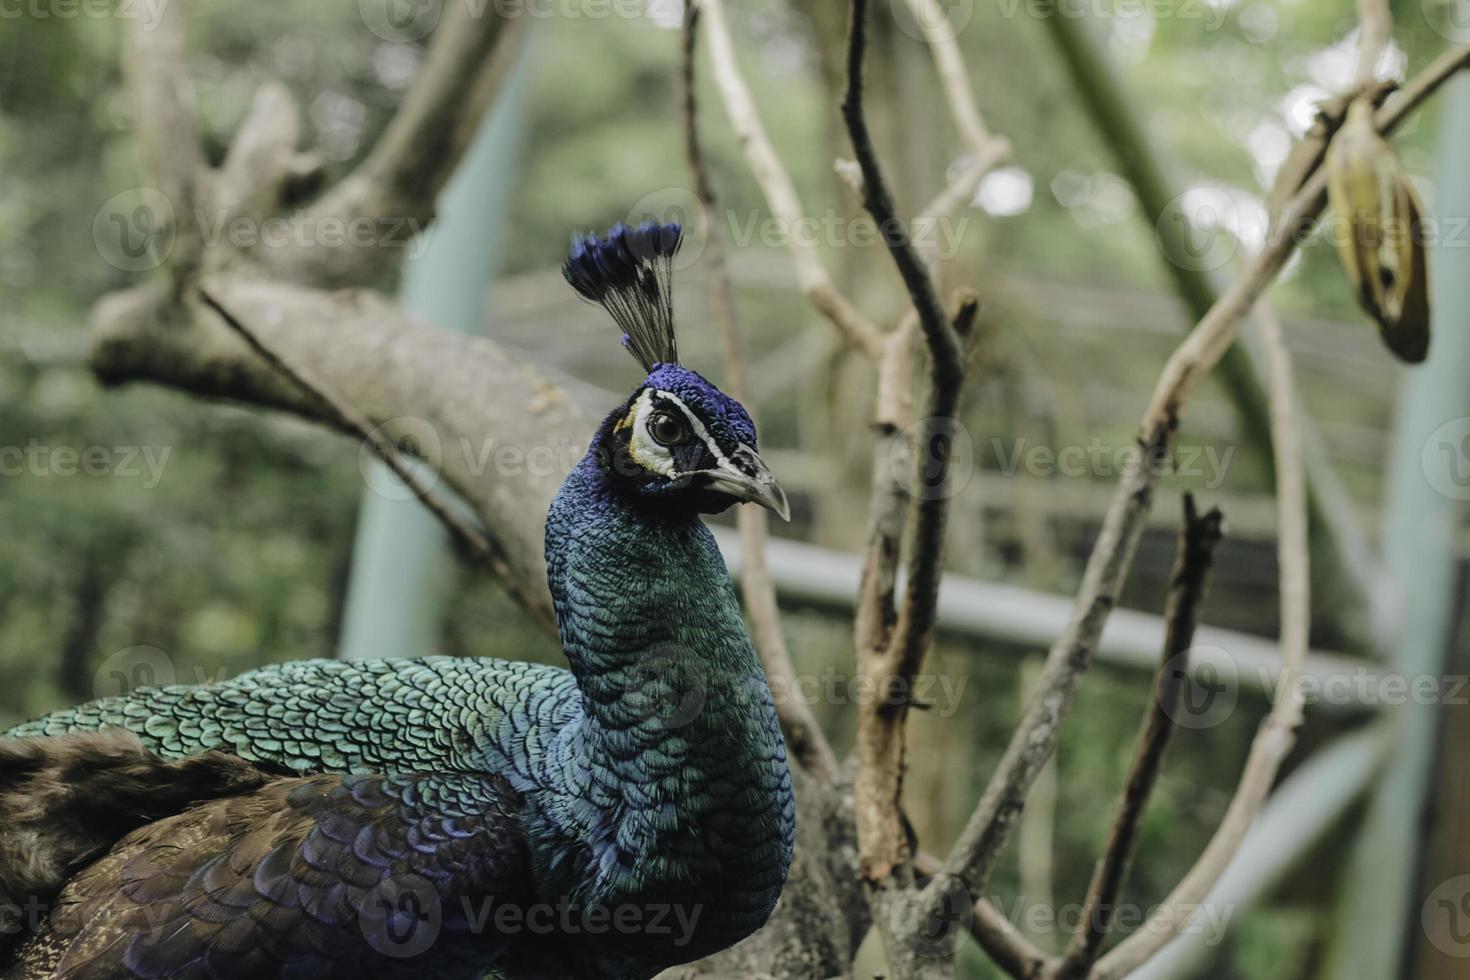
left=624, top=389, right=732, bottom=479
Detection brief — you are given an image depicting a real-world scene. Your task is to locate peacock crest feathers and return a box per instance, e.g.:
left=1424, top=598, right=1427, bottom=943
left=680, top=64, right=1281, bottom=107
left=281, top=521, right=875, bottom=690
left=563, top=221, right=683, bottom=372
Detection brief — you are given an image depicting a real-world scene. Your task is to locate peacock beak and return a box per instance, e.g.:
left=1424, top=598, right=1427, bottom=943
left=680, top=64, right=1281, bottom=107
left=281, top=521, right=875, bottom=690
left=703, top=444, right=791, bottom=522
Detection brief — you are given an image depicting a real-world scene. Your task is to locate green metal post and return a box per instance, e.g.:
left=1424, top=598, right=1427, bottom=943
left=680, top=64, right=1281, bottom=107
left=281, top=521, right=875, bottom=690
left=337, top=50, right=528, bottom=662
left=1327, top=71, right=1470, bottom=979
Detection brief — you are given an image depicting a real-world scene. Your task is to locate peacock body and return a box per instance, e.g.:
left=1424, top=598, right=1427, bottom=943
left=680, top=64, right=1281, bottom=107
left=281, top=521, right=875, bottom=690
left=0, top=222, right=796, bottom=979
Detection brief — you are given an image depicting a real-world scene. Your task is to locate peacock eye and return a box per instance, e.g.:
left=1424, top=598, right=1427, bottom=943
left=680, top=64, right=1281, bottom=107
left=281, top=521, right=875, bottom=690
left=647, top=409, right=690, bottom=447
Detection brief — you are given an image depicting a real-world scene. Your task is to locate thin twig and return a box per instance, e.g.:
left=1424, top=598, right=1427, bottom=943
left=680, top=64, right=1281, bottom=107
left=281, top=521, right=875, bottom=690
left=1056, top=496, right=1225, bottom=979
left=841, top=0, right=964, bottom=392
left=697, top=0, right=886, bottom=360
left=197, top=288, right=553, bottom=633
left=899, top=0, right=1012, bottom=267
left=935, top=43, right=1468, bottom=920
left=887, top=294, right=977, bottom=682
left=681, top=8, right=837, bottom=782
left=1355, top=0, right=1393, bottom=88
left=844, top=0, right=973, bottom=894
left=1092, top=308, right=1308, bottom=980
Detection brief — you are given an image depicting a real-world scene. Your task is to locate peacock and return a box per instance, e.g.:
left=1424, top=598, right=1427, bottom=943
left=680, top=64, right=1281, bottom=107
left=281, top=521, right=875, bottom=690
left=0, top=221, right=796, bottom=979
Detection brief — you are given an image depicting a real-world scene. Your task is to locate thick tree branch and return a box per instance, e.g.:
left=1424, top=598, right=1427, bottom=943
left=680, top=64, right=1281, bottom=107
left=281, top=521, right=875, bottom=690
left=682, top=9, right=838, bottom=782
left=123, top=1, right=206, bottom=280
left=268, top=3, right=529, bottom=286
left=197, top=288, right=549, bottom=632
left=1054, top=497, right=1224, bottom=980
left=94, top=275, right=580, bottom=626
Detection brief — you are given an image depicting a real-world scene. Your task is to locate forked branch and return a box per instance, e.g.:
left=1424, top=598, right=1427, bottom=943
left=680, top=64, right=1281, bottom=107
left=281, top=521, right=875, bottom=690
left=197, top=288, right=552, bottom=634
left=933, top=41, right=1470, bottom=933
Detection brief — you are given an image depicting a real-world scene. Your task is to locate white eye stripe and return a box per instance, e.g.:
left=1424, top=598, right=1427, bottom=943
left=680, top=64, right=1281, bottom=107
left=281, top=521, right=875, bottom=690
left=651, top=391, right=733, bottom=473
left=625, top=389, right=734, bottom=479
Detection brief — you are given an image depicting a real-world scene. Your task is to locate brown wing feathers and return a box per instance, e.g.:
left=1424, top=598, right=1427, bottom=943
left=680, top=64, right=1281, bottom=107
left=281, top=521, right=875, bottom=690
left=0, top=729, right=271, bottom=946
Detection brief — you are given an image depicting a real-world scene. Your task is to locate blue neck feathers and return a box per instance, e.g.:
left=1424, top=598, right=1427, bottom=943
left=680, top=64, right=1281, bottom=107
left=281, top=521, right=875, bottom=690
left=535, top=432, right=794, bottom=952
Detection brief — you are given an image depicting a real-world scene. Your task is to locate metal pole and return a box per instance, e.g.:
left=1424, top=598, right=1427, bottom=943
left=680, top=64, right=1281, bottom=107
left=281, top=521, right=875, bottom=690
left=337, top=47, right=529, bottom=661
left=1327, top=70, right=1470, bottom=979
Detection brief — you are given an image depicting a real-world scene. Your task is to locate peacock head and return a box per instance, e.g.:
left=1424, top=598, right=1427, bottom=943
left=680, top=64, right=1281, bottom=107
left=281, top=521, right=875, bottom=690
left=564, top=221, right=789, bottom=521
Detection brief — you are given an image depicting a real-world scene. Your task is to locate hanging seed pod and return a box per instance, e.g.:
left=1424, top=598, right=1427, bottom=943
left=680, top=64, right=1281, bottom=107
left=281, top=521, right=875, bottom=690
left=1325, top=97, right=1432, bottom=363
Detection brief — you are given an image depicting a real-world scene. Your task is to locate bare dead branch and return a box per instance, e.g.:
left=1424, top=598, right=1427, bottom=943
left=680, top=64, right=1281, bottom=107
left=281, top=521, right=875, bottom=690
left=843, top=0, right=974, bottom=901
left=1055, top=496, right=1224, bottom=979
left=933, top=45, right=1468, bottom=926
left=1355, top=0, right=1393, bottom=87
left=1091, top=307, right=1308, bottom=980
left=697, top=0, right=886, bottom=360
left=900, top=0, right=1012, bottom=267
left=215, top=83, right=324, bottom=223
left=122, top=1, right=206, bottom=278
left=682, top=9, right=838, bottom=782
left=274, top=2, right=529, bottom=285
